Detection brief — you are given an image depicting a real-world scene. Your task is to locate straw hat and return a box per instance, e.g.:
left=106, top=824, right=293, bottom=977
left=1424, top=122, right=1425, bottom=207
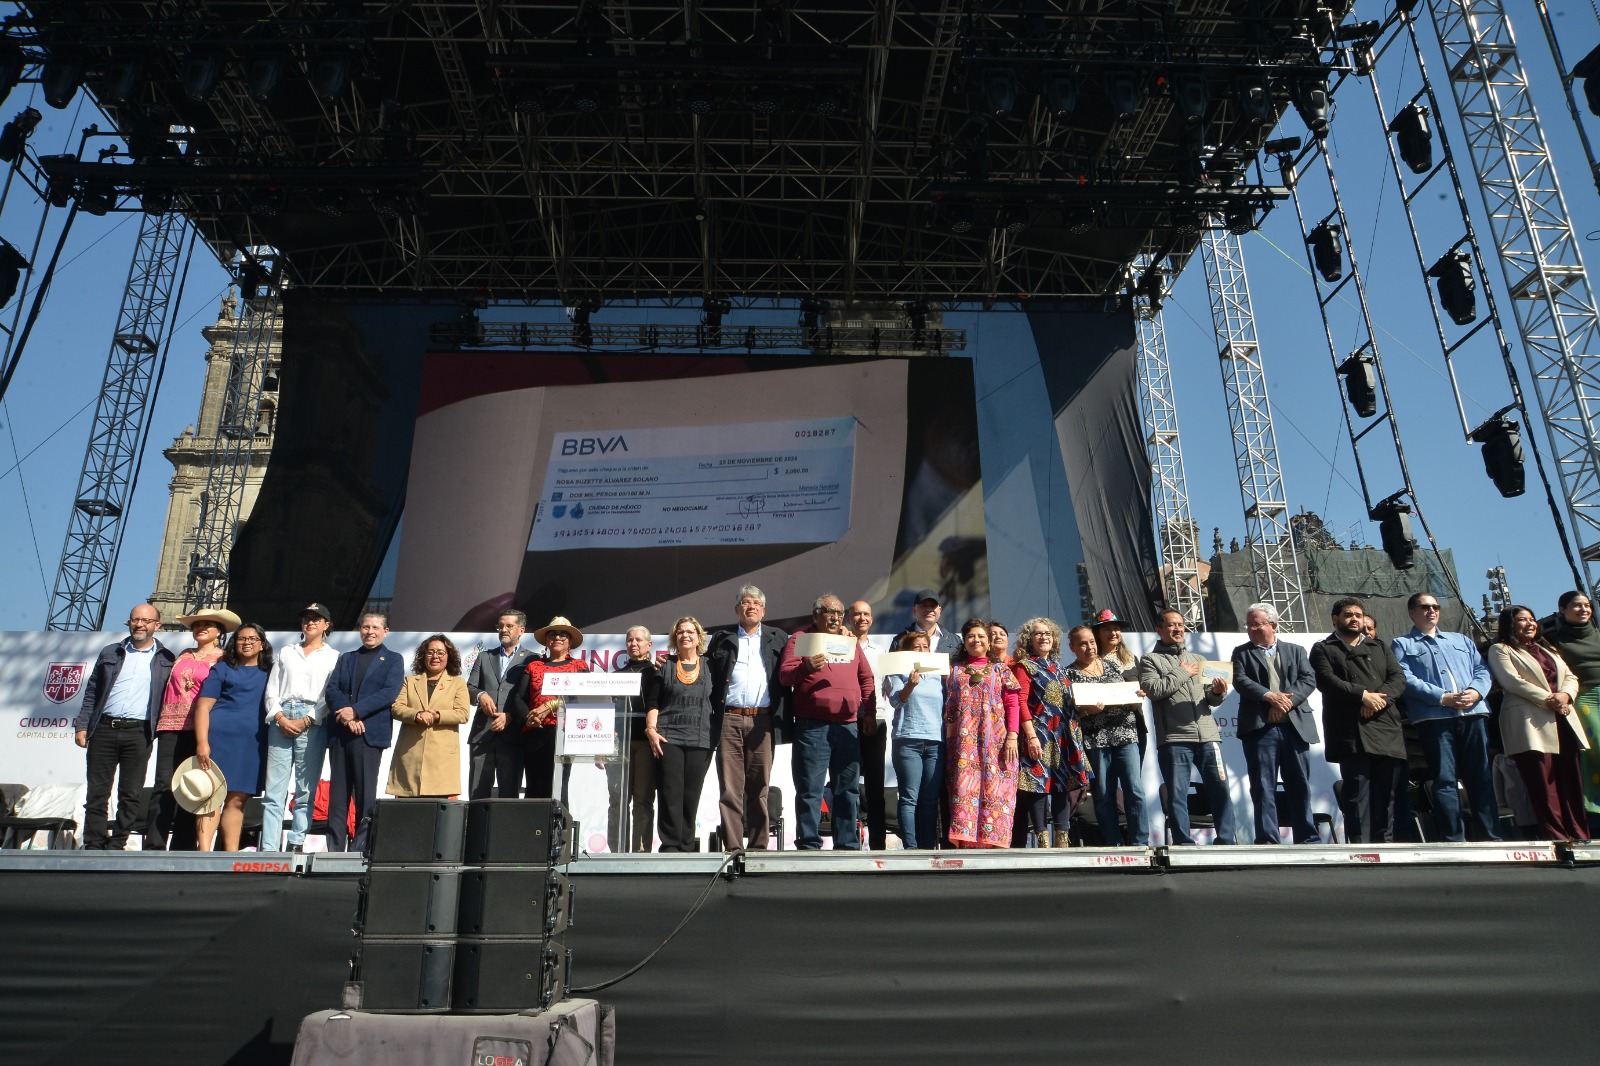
left=533, top=615, right=584, bottom=649
left=172, top=756, right=227, bottom=815
left=175, top=608, right=242, bottom=634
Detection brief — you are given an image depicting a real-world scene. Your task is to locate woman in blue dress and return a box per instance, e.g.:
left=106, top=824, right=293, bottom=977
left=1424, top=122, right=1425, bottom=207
left=193, top=623, right=273, bottom=852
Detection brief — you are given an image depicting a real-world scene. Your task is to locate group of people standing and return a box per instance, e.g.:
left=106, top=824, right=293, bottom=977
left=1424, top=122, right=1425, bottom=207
left=69, top=584, right=1600, bottom=855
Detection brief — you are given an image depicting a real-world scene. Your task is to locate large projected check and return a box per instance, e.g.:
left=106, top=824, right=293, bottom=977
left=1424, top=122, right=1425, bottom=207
left=528, top=417, right=856, bottom=550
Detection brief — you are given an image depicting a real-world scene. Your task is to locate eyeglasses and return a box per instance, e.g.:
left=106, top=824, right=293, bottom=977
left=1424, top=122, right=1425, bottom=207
left=127, top=618, right=157, bottom=626
left=300, top=617, right=324, bottom=626
left=425, top=649, right=449, bottom=657
left=546, top=633, right=571, bottom=641
left=1416, top=604, right=1441, bottom=612
left=234, top=636, right=263, bottom=644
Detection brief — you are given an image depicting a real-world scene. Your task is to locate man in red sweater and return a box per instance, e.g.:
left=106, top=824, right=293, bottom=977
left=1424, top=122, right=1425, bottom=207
left=778, top=594, right=876, bottom=850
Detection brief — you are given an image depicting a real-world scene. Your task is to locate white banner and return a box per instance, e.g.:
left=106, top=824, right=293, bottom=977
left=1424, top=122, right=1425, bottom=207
left=1, top=630, right=1348, bottom=849
left=527, top=416, right=856, bottom=550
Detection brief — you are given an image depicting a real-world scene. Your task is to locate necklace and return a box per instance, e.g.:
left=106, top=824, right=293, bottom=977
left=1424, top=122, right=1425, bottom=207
left=676, top=658, right=701, bottom=684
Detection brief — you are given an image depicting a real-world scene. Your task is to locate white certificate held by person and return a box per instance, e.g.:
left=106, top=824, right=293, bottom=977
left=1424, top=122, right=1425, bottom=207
left=793, top=632, right=859, bottom=662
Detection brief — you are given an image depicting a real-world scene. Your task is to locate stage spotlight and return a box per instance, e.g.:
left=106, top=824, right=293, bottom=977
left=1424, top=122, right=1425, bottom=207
left=1170, top=71, right=1209, bottom=127
left=142, top=190, right=175, bottom=215
left=685, top=83, right=715, bottom=115
left=998, top=206, right=1029, bottom=235
left=903, top=301, right=928, bottom=333
left=79, top=180, right=116, bottom=216
left=1388, top=104, right=1432, bottom=173
left=702, top=296, right=731, bottom=345
left=1306, top=221, right=1343, bottom=281
left=1042, top=70, right=1077, bottom=117
left=182, top=49, right=224, bottom=103
left=981, top=68, right=1018, bottom=119
left=1573, top=44, right=1600, bottom=117
left=40, top=52, right=85, bottom=110
left=246, top=52, right=288, bottom=103
left=1371, top=496, right=1416, bottom=570
left=799, top=297, right=828, bottom=340
left=1224, top=204, right=1254, bottom=235
left=1234, top=70, right=1275, bottom=127
left=1337, top=353, right=1377, bottom=418
left=810, top=87, right=843, bottom=117
left=945, top=202, right=976, bottom=235
left=1427, top=250, right=1476, bottom=325
left=1067, top=209, right=1096, bottom=235
left=0, top=37, right=23, bottom=103
left=1105, top=69, right=1141, bottom=122
left=572, top=84, right=602, bottom=113
left=1470, top=410, right=1525, bottom=498
left=310, top=50, right=355, bottom=101
left=692, top=198, right=709, bottom=222
left=514, top=86, right=547, bottom=115
left=568, top=299, right=598, bottom=347
left=0, top=238, right=29, bottom=308
left=100, top=55, right=144, bottom=105
left=1293, top=73, right=1331, bottom=136
left=1137, top=266, right=1164, bottom=313
left=1171, top=209, right=1201, bottom=236
left=752, top=86, right=781, bottom=116
left=40, top=156, right=73, bottom=207
left=0, top=107, right=41, bottom=163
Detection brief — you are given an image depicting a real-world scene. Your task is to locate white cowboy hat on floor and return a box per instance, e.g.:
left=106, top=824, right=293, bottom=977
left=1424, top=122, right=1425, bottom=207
left=172, top=756, right=227, bottom=815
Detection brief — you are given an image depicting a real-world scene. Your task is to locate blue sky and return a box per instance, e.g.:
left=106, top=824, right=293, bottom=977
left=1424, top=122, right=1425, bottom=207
left=2, top=2, right=1598, bottom=632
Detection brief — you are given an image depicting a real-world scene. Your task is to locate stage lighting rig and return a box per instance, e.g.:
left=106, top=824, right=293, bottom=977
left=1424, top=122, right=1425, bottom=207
left=182, top=48, right=223, bottom=103
left=0, top=36, right=22, bottom=102
left=1470, top=408, right=1525, bottom=498
left=1136, top=265, right=1164, bottom=314
left=1307, top=220, right=1343, bottom=281
left=0, top=106, right=40, bottom=163
left=799, top=298, right=828, bottom=343
left=1333, top=20, right=1381, bottom=77
left=1224, top=204, right=1254, bottom=235
left=40, top=50, right=84, bottom=110
left=1042, top=70, right=1077, bottom=117
left=1104, top=69, right=1142, bottom=122
left=1388, top=104, right=1432, bottom=173
left=1370, top=494, right=1417, bottom=571
left=1235, top=70, right=1275, bottom=128
left=246, top=52, right=289, bottom=103
left=1292, top=72, right=1331, bottom=137
left=701, top=296, right=731, bottom=345
left=1427, top=250, right=1476, bottom=325
left=100, top=54, right=143, bottom=105
left=1169, top=71, right=1209, bottom=128
left=0, top=238, right=29, bottom=308
left=1573, top=44, right=1600, bottom=117
left=1337, top=352, right=1377, bottom=418
left=567, top=299, right=601, bottom=347
left=979, top=67, right=1017, bottom=119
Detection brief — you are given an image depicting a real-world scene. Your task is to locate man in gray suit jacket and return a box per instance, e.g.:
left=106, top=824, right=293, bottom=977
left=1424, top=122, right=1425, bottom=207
left=1231, top=601, right=1321, bottom=844
left=466, top=609, right=539, bottom=798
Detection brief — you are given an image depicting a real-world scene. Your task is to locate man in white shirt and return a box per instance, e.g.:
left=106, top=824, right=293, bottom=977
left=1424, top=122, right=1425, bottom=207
left=260, top=603, right=341, bottom=851
left=466, top=610, right=539, bottom=799
left=707, top=585, right=790, bottom=852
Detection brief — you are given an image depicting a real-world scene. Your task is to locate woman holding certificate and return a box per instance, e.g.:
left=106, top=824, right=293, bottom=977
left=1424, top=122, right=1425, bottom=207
left=1011, top=617, right=1092, bottom=847
left=884, top=631, right=946, bottom=849
left=645, top=616, right=716, bottom=852
left=944, top=618, right=1021, bottom=848
left=1068, top=623, right=1149, bottom=845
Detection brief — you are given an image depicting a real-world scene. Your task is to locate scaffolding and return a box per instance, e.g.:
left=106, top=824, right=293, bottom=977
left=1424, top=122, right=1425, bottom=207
left=1426, top=0, right=1600, bottom=591
left=1132, top=255, right=1205, bottom=629
left=45, top=211, right=191, bottom=631
left=182, top=255, right=281, bottom=613
left=1199, top=229, right=1308, bottom=632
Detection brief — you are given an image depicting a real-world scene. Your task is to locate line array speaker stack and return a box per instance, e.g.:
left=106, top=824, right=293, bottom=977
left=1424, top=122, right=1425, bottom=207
left=346, top=798, right=574, bottom=1014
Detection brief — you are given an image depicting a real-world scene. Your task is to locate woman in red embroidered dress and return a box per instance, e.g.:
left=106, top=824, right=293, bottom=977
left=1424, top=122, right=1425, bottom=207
left=944, top=618, right=1022, bottom=848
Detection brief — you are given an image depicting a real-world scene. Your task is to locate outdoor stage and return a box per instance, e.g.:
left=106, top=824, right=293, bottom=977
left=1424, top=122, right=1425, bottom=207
left=2, top=844, right=1597, bottom=1065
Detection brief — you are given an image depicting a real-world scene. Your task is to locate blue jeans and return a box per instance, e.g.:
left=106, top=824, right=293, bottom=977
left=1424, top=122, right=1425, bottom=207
left=1159, top=741, right=1239, bottom=844
left=792, top=718, right=861, bottom=850
left=1087, top=741, right=1149, bottom=846
left=261, top=700, right=327, bottom=850
left=1240, top=722, right=1319, bottom=844
left=1415, top=715, right=1501, bottom=842
left=891, top=737, right=944, bottom=849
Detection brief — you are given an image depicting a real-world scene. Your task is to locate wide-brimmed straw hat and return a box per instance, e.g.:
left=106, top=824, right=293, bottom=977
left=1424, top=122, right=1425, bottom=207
left=172, top=756, right=227, bottom=815
left=175, top=609, right=241, bottom=634
left=533, top=616, right=584, bottom=649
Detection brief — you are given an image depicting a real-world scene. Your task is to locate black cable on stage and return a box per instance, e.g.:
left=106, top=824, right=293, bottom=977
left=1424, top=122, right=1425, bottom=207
left=0, top=200, right=78, bottom=407
left=570, top=853, right=736, bottom=994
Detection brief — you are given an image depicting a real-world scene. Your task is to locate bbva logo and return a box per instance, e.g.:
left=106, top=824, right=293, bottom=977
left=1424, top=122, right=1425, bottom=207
left=560, top=434, right=628, bottom=456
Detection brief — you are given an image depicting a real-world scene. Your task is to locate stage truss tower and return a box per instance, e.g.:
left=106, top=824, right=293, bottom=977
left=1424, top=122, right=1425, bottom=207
left=1425, top=0, right=1600, bottom=592
left=182, top=256, right=280, bottom=614
left=1132, top=255, right=1205, bottom=630
left=45, top=211, right=191, bottom=631
left=1199, top=229, right=1308, bottom=632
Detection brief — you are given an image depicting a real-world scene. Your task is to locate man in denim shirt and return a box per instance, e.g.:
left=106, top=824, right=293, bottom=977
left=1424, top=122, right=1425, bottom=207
left=1391, top=592, right=1499, bottom=842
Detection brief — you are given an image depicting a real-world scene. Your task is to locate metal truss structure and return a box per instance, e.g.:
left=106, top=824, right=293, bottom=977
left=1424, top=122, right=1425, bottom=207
left=1131, top=255, right=1205, bottom=629
left=432, top=318, right=965, bottom=355
left=1425, top=0, right=1600, bottom=591
left=1528, top=0, right=1600, bottom=200
left=1199, top=228, right=1307, bottom=631
left=45, top=211, right=189, bottom=632
left=182, top=267, right=280, bottom=614
left=12, top=1, right=1336, bottom=302
left=1349, top=12, right=1584, bottom=589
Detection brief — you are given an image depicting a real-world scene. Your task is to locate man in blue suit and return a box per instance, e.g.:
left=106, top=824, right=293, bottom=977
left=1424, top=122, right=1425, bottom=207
left=1232, top=602, right=1322, bottom=844
left=324, top=613, right=406, bottom=852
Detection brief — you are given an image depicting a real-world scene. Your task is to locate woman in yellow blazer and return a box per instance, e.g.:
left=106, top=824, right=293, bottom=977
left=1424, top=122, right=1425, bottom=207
left=387, top=635, right=472, bottom=799
left=1487, top=606, right=1591, bottom=842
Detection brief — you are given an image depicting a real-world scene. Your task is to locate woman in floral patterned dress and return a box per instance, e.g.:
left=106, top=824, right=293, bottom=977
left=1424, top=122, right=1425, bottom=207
left=944, top=618, right=1021, bottom=848
left=1012, top=617, right=1092, bottom=847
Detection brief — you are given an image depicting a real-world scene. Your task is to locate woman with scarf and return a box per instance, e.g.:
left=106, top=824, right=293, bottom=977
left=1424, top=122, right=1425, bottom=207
left=1543, top=590, right=1600, bottom=829
left=1011, top=617, right=1092, bottom=847
left=944, top=618, right=1021, bottom=848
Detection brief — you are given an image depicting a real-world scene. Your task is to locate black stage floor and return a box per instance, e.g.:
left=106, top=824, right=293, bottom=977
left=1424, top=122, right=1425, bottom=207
left=2, top=845, right=1596, bottom=1065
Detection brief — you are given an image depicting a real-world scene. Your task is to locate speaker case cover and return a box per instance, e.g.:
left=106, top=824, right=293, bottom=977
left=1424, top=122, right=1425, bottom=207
left=457, top=870, right=572, bottom=937
left=451, top=941, right=569, bottom=1013
left=366, top=799, right=467, bottom=865
left=348, top=938, right=455, bottom=1013
left=465, top=798, right=568, bottom=866
left=357, top=868, right=462, bottom=937
left=289, top=998, right=615, bottom=1066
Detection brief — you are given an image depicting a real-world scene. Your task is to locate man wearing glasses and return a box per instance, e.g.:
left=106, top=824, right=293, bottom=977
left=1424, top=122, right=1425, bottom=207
left=778, top=593, right=876, bottom=850
left=72, top=604, right=176, bottom=850
left=1391, top=593, right=1500, bottom=842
